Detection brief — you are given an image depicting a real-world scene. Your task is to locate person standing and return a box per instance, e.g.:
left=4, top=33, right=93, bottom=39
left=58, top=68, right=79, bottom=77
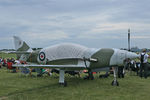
left=0, top=57, right=2, bottom=68
left=140, top=49, right=149, bottom=78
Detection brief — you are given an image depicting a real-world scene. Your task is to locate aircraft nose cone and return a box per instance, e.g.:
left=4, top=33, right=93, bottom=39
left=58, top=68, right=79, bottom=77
left=126, top=52, right=139, bottom=59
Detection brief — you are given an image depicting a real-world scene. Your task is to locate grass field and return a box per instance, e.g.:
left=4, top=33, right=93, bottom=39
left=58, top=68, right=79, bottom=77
left=1, top=53, right=150, bottom=100
left=0, top=67, right=150, bottom=100
left=0, top=53, right=16, bottom=59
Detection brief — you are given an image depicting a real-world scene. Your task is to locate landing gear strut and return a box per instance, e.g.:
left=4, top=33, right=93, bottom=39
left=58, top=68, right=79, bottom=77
left=111, top=67, right=119, bottom=86
left=59, top=70, right=67, bottom=87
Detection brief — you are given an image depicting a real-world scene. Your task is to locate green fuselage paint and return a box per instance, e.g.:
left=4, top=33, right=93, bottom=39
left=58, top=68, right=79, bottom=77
left=26, top=48, right=114, bottom=70
left=27, top=50, right=40, bottom=63
left=90, top=48, right=114, bottom=68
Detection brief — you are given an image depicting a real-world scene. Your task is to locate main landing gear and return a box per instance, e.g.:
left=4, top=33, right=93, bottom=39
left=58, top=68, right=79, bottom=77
left=59, top=70, right=67, bottom=87
left=59, top=81, right=67, bottom=87
left=58, top=68, right=119, bottom=87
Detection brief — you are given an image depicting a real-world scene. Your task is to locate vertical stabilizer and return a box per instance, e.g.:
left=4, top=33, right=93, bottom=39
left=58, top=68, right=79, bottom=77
left=13, top=36, right=30, bottom=51
left=13, top=36, right=32, bottom=61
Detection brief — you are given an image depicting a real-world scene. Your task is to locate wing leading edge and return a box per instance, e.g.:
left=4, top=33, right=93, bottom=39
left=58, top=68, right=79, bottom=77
left=12, top=64, right=86, bottom=68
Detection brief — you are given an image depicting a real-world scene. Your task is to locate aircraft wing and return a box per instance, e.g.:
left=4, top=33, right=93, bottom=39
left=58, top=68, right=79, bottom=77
left=12, top=64, right=86, bottom=68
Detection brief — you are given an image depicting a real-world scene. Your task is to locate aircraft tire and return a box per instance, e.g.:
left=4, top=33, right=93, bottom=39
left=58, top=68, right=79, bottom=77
left=59, top=81, right=67, bottom=87
left=83, top=76, right=89, bottom=80
left=111, top=80, right=119, bottom=86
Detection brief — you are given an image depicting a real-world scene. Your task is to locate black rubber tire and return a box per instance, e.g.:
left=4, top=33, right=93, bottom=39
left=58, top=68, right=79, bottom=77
left=111, top=80, right=119, bottom=86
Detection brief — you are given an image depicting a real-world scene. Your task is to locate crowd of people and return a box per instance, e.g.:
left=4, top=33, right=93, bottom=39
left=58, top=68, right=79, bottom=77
left=0, top=57, right=14, bottom=68
left=122, top=49, right=150, bottom=78
left=0, top=57, right=17, bottom=72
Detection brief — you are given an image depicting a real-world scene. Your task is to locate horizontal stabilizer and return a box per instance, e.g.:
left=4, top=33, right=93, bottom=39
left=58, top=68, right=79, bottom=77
left=3, top=51, right=32, bottom=54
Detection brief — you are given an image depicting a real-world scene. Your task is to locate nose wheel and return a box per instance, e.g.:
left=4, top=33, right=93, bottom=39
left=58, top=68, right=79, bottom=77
left=111, top=67, right=119, bottom=86
left=111, top=80, right=119, bottom=86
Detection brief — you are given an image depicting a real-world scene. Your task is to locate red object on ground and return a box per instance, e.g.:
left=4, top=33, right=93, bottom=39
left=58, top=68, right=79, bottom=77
left=3, top=59, right=6, bottom=64
left=92, top=72, right=97, bottom=74
left=7, top=62, right=13, bottom=69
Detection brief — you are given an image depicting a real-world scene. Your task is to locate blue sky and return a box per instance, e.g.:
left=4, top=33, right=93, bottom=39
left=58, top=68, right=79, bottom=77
left=0, top=0, right=150, bottom=49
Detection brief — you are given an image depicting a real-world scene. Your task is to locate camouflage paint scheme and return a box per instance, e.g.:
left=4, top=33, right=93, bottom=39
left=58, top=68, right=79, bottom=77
left=90, top=49, right=114, bottom=68
left=13, top=36, right=139, bottom=70
left=12, top=36, right=139, bottom=85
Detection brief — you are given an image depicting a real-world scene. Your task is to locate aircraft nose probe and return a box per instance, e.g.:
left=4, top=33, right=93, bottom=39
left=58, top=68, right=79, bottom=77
left=126, top=51, right=139, bottom=59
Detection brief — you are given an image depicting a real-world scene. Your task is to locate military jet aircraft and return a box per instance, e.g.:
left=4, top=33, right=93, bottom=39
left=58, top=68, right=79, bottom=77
left=12, top=36, right=139, bottom=86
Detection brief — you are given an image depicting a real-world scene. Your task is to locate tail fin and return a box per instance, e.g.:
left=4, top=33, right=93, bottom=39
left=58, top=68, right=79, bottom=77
left=13, top=36, right=32, bottom=61
left=13, top=36, right=30, bottom=51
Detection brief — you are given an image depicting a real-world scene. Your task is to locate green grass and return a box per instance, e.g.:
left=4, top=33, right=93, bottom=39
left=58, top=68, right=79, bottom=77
left=0, top=53, right=16, bottom=59
left=1, top=53, right=150, bottom=100
left=0, top=68, right=150, bottom=100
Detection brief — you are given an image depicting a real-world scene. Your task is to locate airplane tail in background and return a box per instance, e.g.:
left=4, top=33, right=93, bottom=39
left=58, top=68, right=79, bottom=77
left=13, top=36, right=31, bottom=51
left=13, top=36, right=32, bottom=61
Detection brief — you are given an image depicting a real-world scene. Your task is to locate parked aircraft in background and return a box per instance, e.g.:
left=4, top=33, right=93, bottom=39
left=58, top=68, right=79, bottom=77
left=12, top=36, right=139, bottom=86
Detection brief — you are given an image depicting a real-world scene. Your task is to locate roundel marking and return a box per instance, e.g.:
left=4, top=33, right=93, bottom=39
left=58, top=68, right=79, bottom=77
left=39, top=52, right=46, bottom=61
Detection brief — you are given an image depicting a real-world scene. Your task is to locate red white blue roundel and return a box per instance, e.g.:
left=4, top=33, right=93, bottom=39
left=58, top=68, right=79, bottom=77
left=39, top=52, right=46, bottom=61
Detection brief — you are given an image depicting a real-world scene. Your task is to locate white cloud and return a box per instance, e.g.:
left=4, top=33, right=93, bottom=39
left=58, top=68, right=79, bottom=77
left=132, top=35, right=150, bottom=39
left=0, top=37, right=12, bottom=41
left=1, top=0, right=150, bottom=49
left=91, top=22, right=150, bottom=33
left=20, top=31, right=69, bottom=40
left=77, top=22, right=150, bottom=40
